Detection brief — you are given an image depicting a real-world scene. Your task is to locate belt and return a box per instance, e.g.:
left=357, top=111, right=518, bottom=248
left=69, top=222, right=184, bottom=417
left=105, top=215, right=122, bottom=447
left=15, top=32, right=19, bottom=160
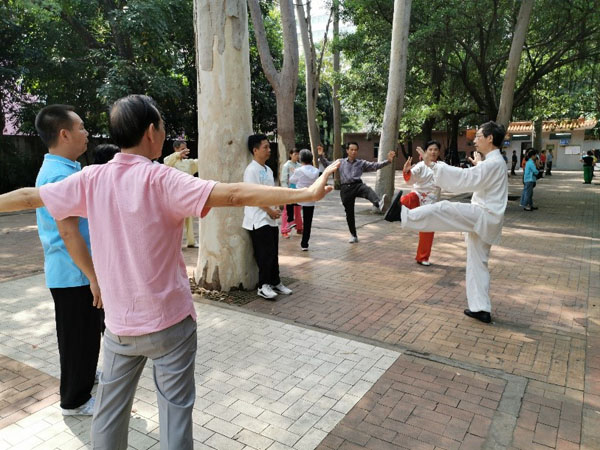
left=341, top=180, right=362, bottom=186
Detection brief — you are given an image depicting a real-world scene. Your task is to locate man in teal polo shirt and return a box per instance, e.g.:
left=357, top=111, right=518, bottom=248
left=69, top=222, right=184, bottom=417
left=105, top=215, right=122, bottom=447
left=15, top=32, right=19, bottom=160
left=35, top=104, right=103, bottom=416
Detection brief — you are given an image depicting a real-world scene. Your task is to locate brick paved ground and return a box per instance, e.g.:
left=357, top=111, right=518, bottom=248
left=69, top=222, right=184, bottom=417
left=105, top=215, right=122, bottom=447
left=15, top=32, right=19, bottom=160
left=0, top=170, right=598, bottom=449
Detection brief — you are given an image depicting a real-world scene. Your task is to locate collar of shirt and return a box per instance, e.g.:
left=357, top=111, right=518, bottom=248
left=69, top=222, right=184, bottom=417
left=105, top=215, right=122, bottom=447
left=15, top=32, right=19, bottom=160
left=111, top=153, right=153, bottom=165
left=44, top=153, right=81, bottom=171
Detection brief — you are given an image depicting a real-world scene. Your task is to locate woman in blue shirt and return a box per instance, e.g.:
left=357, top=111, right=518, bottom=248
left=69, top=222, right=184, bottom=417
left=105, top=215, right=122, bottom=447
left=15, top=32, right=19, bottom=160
left=521, top=149, right=539, bottom=211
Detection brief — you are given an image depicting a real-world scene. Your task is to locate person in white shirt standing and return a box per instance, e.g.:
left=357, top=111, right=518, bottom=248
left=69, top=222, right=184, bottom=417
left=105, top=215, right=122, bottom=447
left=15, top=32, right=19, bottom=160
left=398, top=121, right=508, bottom=323
left=400, top=140, right=442, bottom=266
left=243, top=134, right=293, bottom=300
left=290, top=149, right=320, bottom=251
left=164, top=140, right=199, bottom=248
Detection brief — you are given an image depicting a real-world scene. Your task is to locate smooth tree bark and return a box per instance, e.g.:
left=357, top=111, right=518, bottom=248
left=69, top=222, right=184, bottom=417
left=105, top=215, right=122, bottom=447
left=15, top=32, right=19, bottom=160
left=375, top=0, right=412, bottom=207
left=248, top=0, right=298, bottom=176
left=332, top=0, right=342, bottom=189
left=496, top=0, right=535, bottom=129
left=194, top=0, right=257, bottom=291
left=296, top=0, right=333, bottom=162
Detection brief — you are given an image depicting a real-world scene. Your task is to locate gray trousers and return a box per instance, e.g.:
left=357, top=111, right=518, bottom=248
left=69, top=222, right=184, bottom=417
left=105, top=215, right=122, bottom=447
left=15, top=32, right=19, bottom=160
left=91, top=316, right=197, bottom=450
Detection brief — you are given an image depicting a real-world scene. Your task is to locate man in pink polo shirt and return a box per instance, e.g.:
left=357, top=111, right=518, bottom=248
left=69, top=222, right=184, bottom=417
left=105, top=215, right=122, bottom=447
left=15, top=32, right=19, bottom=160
left=0, top=95, right=339, bottom=450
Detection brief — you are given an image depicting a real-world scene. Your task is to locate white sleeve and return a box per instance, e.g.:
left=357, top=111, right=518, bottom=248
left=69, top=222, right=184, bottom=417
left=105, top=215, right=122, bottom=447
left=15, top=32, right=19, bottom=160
left=243, top=166, right=260, bottom=184
left=432, top=161, right=495, bottom=194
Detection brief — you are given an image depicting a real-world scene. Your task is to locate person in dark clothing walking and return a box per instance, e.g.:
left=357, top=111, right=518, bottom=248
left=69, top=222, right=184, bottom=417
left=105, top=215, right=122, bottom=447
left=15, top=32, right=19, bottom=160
left=511, top=150, right=517, bottom=176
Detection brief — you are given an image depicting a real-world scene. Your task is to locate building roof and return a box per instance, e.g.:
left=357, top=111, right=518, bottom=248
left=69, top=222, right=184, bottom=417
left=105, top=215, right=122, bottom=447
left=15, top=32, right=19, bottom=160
left=508, top=118, right=597, bottom=133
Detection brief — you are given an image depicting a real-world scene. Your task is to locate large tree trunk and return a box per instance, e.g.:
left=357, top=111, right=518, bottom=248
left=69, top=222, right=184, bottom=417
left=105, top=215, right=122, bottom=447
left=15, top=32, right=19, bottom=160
left=194, top=0, right=257, bottom=291
left=496, top=0, right=535, bottom=128
left=332, top=0, right=342, bottom=189
left=375, top=0, right=412, bottom=206
left=248, top=0, right=298, bottom=177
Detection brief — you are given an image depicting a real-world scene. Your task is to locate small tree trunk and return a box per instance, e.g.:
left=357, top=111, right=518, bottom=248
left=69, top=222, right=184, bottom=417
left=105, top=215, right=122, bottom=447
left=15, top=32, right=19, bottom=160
left=533, top=118, right=542, bottom=151
left=332, top=0, right=342, bottom=189
left=194, top=0, right=257, bottom=291
left=496, top=0, right=535, bottom=128
left=375, top=0, right=412, bottom=206
left=248, top=0, right=299, bottom=179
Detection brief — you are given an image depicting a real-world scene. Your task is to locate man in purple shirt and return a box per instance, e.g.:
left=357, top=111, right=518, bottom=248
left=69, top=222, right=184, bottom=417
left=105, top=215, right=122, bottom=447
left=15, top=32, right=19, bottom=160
left=0, top=94, right=339, bottom=450
left=319, top=142, right=395, bottom=243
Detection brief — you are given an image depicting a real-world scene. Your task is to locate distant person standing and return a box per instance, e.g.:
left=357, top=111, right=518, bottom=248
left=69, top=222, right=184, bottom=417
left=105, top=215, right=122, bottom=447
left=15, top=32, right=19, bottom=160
left=289, top=149, right=320, bottom=251
left=545, top=150, right=553, bottom=175
left=280, top=148, right=303, bottom=239
left=581, top=150, right=594, bottom=184
left=521, top=149, right=539, bottom=211
left=318, top=142, right=394, bottom=243
left=164, top=140, right=199, bottom=248
left=539, top=150, right=546, bottom=178
left=511, top=150, right=517, bottom=176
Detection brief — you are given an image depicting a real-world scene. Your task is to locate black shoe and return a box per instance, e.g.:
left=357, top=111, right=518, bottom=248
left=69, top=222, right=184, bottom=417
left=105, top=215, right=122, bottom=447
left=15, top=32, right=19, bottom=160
left=384, top=190, right=403, bottom=222
left=531, top=206, right=538, bottom=210
left=464, top=309, right=491, bottom=323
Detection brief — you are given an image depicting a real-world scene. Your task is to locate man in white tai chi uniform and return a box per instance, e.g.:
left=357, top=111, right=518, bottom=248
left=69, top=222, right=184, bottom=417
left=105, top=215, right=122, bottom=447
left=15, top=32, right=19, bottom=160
left=399, top=121, right=508, bottom=323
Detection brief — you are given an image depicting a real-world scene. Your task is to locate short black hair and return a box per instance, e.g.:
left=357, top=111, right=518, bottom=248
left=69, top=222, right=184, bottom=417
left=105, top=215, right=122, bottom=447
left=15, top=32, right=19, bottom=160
left=109, top=95, right=162, bottom=149
left=479, top=121, right=506, bottom=148
left=34, top=104, right=76, bottom=148
left=173, top=139, right=186, bottom=150
left=289, top=148, right=299, bottom=155
left=526, top=148, right=537, bottom=159
left=424, top=140, right=441, bottom=150
left=93, top=144, right=120, bottom=164
left=299, top=149, right=313, bottom=164
left=347, top=141, right=359, bottom=149
left=247, top=134, right=268, bottom=155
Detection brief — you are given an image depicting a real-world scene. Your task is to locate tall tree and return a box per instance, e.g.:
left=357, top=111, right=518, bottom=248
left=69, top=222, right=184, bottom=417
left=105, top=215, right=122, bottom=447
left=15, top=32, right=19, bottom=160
left=332, top=0, right=342, bottom=189
left=496, top=0, right=535, bottom=128
left=248, top=0, right=299, bottom=174
left=375, top=0, right=412, bottom=205
left=194, top=0, right=256, bottom=290
left=296, top=0, right=333, bottom=160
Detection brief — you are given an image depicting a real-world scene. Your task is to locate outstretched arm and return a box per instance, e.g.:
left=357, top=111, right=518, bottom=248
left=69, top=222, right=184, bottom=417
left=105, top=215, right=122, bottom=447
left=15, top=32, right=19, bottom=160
left=205, top=160, right=340, bottom=208
left=0, top=188, right=44, bottom=212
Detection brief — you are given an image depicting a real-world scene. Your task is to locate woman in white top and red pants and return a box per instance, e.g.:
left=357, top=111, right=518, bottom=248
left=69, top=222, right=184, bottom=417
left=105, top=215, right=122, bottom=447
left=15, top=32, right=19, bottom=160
left=401, top=140, right=442, bottom=266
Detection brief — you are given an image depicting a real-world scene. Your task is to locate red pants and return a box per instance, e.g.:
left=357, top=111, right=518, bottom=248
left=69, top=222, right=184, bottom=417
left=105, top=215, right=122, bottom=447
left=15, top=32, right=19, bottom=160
left=400, top=192, right=435, bottom=262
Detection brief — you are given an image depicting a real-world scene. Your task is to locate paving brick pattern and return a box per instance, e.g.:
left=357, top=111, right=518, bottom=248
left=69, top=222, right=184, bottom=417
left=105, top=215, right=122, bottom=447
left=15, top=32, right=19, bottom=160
left=0, top=212, right=44, bottom=283
left=0, top=274, right=399, bottom=449
left=317, top=354, right=505, bottom=450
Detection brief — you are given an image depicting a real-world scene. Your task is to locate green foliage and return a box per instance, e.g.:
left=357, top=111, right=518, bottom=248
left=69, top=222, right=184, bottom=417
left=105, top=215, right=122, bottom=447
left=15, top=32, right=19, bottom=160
left=339, top=0, right=600, bottom=140
left=7, top=0, right=196, bottom=138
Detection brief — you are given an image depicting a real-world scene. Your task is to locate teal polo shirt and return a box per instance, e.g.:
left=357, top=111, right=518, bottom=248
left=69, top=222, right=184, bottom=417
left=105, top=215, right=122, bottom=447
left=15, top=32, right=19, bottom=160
left=35, top=154, right=91, bottom=288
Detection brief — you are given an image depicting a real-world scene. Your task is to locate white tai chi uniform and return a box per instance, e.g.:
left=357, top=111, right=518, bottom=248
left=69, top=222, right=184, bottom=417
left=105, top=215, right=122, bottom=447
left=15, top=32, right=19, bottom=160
left=406, top=161, right=441, bottom=205
left=401, top=149, right=508, bottom=313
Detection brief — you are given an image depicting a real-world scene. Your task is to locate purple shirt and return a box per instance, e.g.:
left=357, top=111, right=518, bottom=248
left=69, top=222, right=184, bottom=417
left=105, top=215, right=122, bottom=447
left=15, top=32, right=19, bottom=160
left=39, top=153, right=216, bottom=336
left=319, top=156, right=389, bottom=184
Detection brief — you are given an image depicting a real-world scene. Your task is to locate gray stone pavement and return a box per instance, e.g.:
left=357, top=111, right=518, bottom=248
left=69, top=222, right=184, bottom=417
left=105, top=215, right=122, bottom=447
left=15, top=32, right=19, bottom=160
left=0, top=170, right=598, bottom=449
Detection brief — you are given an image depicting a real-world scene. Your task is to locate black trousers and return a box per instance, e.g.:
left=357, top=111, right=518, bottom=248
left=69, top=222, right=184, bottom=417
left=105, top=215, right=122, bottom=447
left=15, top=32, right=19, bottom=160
left=50, top=285, right=103, bottom=409
left=301, top=206, right=315, bottom=248
left=340, top=182, right=380, bottom=237
left=546, top=161, right=552, bottom=175
left=249, top=225, right=280, bottom=287
left=511, top=162, right=516, bottom=175
left=285, top=204, right=295, bottom=221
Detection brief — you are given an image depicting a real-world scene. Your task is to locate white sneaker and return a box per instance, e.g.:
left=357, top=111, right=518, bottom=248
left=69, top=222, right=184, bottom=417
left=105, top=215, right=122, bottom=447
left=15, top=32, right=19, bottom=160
left=273, top=283, right=293, bottom=295
left=378, top=194, right=387, bottom=212
left=348, top=236, right=359, bottom=244
left=257, top=284, right=278, bottom=299
left=62, top=397, right=95, bottom=416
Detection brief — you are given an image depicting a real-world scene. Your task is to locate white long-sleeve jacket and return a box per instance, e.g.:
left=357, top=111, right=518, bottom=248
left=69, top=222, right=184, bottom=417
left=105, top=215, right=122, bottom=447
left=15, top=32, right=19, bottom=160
left=406, top=161, right=441, bottom=206
left=431, top=149, right=508, bottom=245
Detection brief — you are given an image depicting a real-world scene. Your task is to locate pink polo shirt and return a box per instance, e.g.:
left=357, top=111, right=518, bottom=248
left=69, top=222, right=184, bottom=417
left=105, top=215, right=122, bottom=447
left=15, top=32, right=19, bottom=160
left=39, top=153, right=216, bottom=336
